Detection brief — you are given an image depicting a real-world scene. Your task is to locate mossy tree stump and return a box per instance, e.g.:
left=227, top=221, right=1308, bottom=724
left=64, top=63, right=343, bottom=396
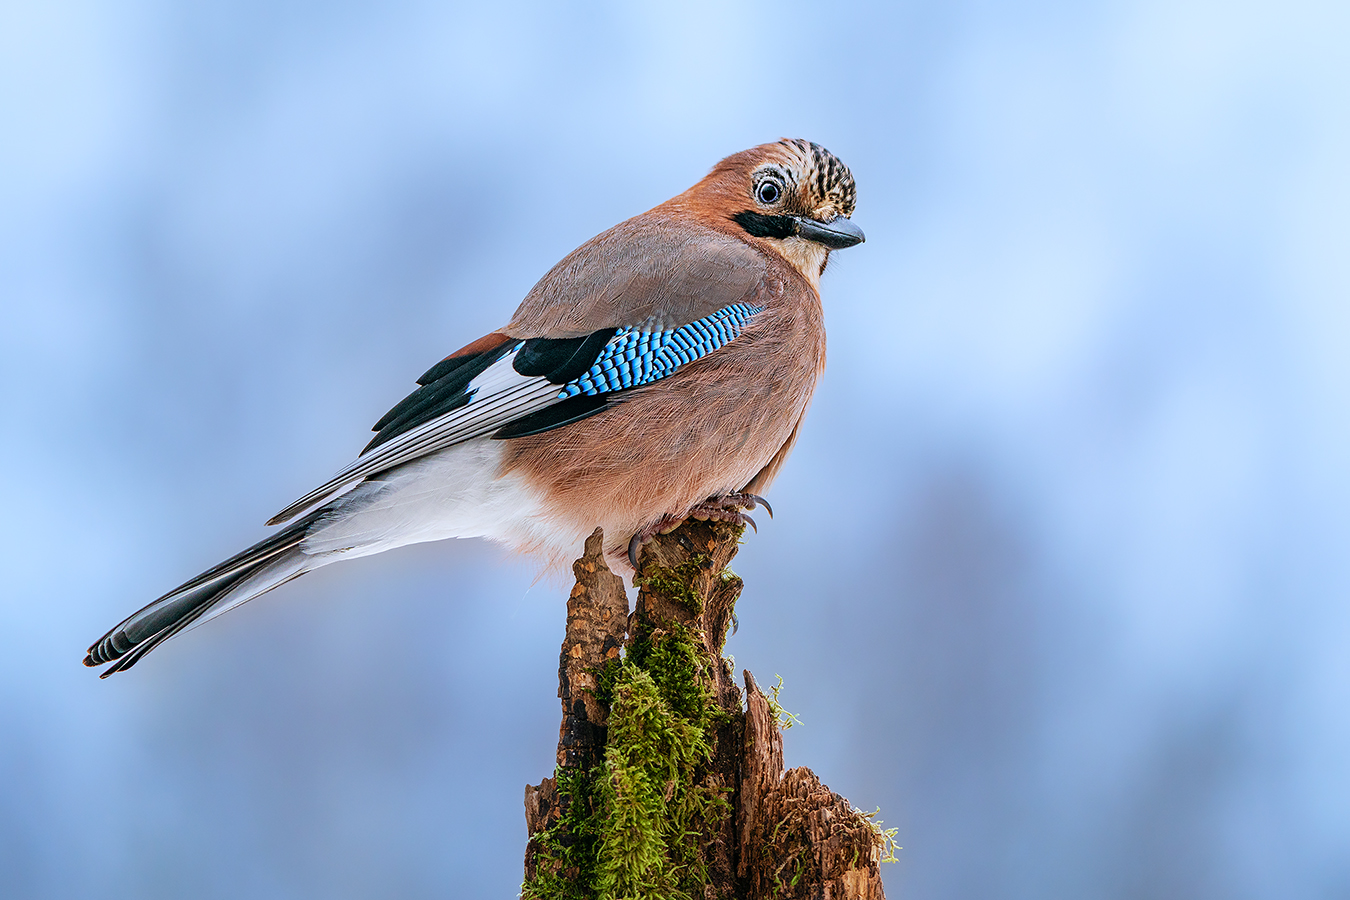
left=523, top=522, right=889, bottom=900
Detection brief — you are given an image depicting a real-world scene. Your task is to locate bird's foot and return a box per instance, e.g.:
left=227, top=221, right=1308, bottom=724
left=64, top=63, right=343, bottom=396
left=627, top=492, right=773, bottom=570
left=686, top=491, right=773, bottom=530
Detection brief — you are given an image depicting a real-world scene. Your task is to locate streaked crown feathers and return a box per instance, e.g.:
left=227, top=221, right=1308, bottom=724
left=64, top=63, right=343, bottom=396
left=698, top=138, right=856, bottom=220
left=770, top=138, right=857, bottom=219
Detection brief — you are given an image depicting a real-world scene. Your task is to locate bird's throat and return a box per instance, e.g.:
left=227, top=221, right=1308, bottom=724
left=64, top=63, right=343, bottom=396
left=774, top=237, right=828, bottom=292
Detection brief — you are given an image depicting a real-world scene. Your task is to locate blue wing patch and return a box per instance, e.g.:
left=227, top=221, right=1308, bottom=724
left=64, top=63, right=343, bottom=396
left=559, top=302, right=764, bottom=399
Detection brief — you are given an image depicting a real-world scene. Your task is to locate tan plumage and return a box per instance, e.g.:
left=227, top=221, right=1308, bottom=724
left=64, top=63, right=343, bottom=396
left=504, top=140, right=853, bottom=566
left=504, top=227, right=822, bottom=569
left=85, top=139, right=862, bottom=675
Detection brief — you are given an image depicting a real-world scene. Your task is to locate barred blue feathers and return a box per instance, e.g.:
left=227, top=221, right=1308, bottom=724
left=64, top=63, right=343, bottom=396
left=560, top=303, right=764, bottom=399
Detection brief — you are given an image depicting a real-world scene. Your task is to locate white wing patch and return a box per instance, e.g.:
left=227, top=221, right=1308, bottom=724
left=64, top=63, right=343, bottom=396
left=268, top=347, right=560, bottom=524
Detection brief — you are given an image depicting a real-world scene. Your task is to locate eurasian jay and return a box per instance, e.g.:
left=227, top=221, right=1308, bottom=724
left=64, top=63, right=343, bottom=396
left=86, top=138, right=863, bottom=675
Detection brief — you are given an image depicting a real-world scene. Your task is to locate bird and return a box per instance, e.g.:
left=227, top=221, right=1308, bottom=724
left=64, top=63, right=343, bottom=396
left=85, top=138, right=864, bottom=676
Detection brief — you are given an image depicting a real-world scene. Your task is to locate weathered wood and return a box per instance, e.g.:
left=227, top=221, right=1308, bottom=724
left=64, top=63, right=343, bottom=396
left=523, top=528, right=629, bottom=885
left=738, top=670, right=785, bottom=881
left=558, top=528, right=629, bottom=770
left=633, top=517, right=744, bottom=712
left=523, top=521, right=889, bottom=899
left=740, top=673, right=888, bottom=899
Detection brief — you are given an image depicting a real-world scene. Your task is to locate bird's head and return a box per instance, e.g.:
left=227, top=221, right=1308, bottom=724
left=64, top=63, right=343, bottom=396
left=676, top=138, right=864, bottom=287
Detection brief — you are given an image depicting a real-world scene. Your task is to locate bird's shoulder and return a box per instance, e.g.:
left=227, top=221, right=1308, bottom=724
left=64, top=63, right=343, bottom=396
left=504, top=212, right=780, bottom=338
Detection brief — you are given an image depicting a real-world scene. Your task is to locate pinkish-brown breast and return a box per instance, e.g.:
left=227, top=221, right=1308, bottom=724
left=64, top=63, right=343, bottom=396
left=499, top=245, right=826, bottom=562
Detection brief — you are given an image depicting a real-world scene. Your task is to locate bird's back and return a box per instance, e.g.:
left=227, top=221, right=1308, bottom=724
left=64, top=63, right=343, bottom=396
left=499, top=210, right=827, bottom=570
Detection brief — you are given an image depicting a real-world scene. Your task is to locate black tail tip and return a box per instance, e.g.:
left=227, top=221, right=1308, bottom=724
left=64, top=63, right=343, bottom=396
left=83, top=650, right=122, bottom=677
left=84, top=649, right=125, bottom=678
left=84, top=640, right=119, bottom=669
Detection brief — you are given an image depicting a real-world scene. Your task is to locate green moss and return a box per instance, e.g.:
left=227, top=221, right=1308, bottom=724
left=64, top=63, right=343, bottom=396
left=631, top=625, right=714, bottom=725
left=858, top=807, right=902, bottom=864
left=592, top=656, right=624, bottom=709
left=521, top=767, right=604, bottom=900
left=765, top=673, right=801, bottom=730
left=523, top=618, right=729, bottom=899
left=594, top=667, right=716, bottom=898
left=634, top=555, right=712, bottom=614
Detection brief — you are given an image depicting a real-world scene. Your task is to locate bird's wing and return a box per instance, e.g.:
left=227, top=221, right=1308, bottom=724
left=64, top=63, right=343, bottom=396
left=505, top=216, right=769, bottom=337
left=266, top=279, right=770, bottom=526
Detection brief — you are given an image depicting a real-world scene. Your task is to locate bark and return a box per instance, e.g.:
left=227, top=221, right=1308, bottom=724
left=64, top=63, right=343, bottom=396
left=523, top=528, right=629, bottom=885
left=524, top=522, right=888, bottom=899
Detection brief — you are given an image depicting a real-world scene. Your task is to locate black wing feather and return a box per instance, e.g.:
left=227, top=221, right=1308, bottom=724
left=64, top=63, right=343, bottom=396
left=366, top=328, right=620, bottom=453
left=492, top=394, right=611, bottom=439
left=365, top=341, right=517, bottom=452
left=413, top=352, right=482, bottom=388
left=513, top=329, right=618, bottom=383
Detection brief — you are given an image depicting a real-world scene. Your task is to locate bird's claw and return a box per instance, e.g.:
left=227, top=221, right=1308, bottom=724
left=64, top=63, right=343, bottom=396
left=627, top=512, right=684, bottom=572
left=684, top=492, right=766, bottom=533
left=626, top=492, right=773, bottom=572
left=742, top=493, right=773, bottom=518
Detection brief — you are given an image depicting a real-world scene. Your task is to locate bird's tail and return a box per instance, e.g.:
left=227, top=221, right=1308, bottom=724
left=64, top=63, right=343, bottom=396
left=84, top=509, right=327, bottom=677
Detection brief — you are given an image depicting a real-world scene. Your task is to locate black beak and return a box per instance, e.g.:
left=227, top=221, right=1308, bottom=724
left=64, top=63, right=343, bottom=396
left=795, top=215, right=865, bottom=249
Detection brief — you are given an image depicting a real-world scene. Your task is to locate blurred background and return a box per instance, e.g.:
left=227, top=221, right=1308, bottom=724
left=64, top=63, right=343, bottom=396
left=2, top=1, right=1348, bottom=897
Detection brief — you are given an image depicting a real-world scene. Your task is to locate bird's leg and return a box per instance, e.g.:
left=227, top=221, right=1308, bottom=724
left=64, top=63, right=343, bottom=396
left=627, top=492, right=773, bottom=570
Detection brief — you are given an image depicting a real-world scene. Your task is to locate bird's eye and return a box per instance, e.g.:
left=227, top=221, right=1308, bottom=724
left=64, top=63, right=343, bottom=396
left=756, top=180, right=782, bottom=205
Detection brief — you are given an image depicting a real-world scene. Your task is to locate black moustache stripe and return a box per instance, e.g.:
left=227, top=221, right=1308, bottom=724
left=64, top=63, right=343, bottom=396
left=733, top=211, right=797, bottom=239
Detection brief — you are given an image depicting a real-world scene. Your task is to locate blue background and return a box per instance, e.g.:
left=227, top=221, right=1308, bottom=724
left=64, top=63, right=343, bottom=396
left=3, top=1, right=1349, bottom=897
